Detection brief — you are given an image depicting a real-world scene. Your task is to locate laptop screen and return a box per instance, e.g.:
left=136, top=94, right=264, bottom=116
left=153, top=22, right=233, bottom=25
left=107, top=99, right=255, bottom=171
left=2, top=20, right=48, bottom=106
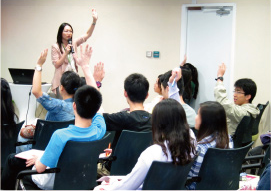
left=8, top=68, right=35, bottom=85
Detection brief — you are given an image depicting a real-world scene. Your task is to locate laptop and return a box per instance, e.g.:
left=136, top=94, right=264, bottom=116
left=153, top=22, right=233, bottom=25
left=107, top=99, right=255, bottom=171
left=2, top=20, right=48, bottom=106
left=8, top=68, right=34, bottom=85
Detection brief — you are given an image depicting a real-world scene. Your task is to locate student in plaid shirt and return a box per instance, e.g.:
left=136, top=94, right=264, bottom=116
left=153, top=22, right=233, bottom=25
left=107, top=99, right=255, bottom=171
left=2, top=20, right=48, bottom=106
left=187, top=101, right=233, bottom=190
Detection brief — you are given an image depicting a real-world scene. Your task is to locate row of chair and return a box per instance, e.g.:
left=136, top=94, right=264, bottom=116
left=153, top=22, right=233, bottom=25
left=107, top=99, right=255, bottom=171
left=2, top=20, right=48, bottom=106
left=232, top=101, right=269, bottom=148
left=16, top=137, right=269, bottom=190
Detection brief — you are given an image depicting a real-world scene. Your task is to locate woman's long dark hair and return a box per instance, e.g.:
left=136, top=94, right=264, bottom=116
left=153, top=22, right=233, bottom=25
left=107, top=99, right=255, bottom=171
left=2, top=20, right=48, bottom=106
left=197, top=101, right=229, bottom=149
left=184, top=63, right=199, bottom=99
left=57, top=23, right=73, bottom=54
left=152, top=98, right=195, bottom=165
left=1, top=78, right=18, bottom=125
left=182, top=67, right=192, bottom=103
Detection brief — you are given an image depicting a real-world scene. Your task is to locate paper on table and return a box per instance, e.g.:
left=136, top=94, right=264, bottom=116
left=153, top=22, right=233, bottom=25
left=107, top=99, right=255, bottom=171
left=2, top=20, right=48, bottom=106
left=97, top=176, right=125, bottom=182
left=99, top=153, right=111, bottom=159
left=15, top=149, right=44, bottom=160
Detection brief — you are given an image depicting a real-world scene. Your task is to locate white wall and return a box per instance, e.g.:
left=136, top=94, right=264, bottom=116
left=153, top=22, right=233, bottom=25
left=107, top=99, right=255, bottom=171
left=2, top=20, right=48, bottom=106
left=1, top=0, right=270, bottom=114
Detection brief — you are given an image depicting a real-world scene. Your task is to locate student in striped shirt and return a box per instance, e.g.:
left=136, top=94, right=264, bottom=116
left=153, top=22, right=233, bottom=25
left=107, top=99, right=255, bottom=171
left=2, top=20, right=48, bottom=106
left=187, top=101, right=233, bottom=190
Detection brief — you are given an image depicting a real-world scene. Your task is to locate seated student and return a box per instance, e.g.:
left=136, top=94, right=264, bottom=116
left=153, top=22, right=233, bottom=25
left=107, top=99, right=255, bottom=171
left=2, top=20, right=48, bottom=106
left=257, top=163, right=270, bottom=190
left=186, top=101, right=233, bottom=190
left=94, top=98, right=196, bottom=190
left=103, top=73, right=152, bottom=151
left=16, top=48, right=88, bottom=153
left=214, top=63, right=260, bottom=136
left=144, top=74, right=164, bottom=113
left=1, top=45, right=105, bottom=190
left=1, top=78, right=19, bottom=126
left=160, top=68, right=196, bottom=127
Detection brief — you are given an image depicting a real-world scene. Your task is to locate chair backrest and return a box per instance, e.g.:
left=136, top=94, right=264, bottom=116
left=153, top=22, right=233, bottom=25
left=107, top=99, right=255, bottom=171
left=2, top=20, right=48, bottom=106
left=142, top=156, right=197, bottom=190
left=195, top=142, right=253, bottom=190
left=32, top=119, right=75, bottom=150
left=252, top=101, right=269, bottom=135
left=1, top=121, right=24, bottom=168
left=53, top=133, right=112, bottom=190
left=110, top=130, right=153, bottom=175
left=233, top=116, right=251, bottom=148
left=258, top=145, right=270, bottom=176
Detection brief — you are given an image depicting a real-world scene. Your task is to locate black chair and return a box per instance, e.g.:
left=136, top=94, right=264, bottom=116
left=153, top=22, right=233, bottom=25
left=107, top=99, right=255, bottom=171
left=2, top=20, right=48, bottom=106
left=15, top=132, right=112, bottom=190
left=142, top=153, right=199, bottom=190
left=242, top=145, right=270, bottom=176
left=186, top=142, right=253, bottom=190
left=109, top=130, right=153, bottom=175
left=1, top=121, right=25, bottom=171
left=16, top=119, right=75, bottom=150
left=232, top=116, right=251, bottom=148
left=251, top=101, right=269, bottom=137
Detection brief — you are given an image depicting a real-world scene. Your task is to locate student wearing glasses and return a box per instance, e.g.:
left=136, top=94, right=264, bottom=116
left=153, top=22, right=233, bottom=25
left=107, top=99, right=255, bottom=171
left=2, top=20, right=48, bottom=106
left=214, top=63, right=260, bottom=136
left=51, top=8, right=98, bottom=98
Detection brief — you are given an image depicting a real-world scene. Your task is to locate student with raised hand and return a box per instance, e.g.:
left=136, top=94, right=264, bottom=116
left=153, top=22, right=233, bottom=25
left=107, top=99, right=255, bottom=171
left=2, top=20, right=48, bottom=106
left=214, top=63, right=260, bottom=136
left=186, top=101, right=233, bottom=190
left=51, top=8, right=98, bottom=98
left=94, top=99, right=196, bottom=190
left=1, top=45, right=105, bottom=190
left=160, top=67, right=196, bottom=127
left=144, top=74, right=164, bottom=113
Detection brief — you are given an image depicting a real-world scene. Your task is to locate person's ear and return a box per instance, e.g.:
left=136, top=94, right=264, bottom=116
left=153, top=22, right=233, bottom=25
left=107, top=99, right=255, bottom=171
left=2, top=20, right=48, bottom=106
left=245, top=94, right=251, bottom=102
left=124, top=90, right=128, bottom=98
left=145, top=92, right=149, bottom=99
left=73, top=102, right=76, bottom=111
left=166, top=86, right=169, bottom=92
left=60, top=85, right=64, bottom=92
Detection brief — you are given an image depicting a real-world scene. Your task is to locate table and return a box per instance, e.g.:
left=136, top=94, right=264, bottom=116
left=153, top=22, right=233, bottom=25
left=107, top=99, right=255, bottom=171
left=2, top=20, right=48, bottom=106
left=9, top=83, right=51, bottom=124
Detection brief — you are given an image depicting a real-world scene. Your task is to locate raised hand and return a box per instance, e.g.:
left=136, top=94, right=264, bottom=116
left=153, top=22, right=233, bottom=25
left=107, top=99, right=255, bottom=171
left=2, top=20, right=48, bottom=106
left=169, top=67, right=182, bottom=84
left=93, top=62, right=105, bottom=82
left=217, top=63, right=226, bottom=77
left=73, top=44, right=93, bottom=67
left=37, top=49, right=48, bottom=66
left=92, top=8, right=98, bottom=21
left=180, top=54, right=187, bottom=66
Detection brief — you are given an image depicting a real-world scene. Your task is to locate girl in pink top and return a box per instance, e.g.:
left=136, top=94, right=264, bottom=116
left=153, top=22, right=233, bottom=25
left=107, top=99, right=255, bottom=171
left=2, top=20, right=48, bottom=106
left=51, top=8, right=98, bottom=97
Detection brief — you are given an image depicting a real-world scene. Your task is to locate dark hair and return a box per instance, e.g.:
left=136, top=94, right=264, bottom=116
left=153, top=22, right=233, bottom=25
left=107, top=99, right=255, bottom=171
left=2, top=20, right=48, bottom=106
left=160, top=70, right=171, bottom=89
left=181, top=67, right=193, bottom=103
left=74, top=85, right=102, bottom=119
left=124, top=73, right=149, bottom=103
left=157, top=74, right=163, bottom=93
left=152, top=98, right=195, bottom=165
left=197, top=101, right=229, bottom=149
left=57, top=23, right=73, bottom=54
left=160, top=70, right=184, bottom=96
left=60, top=71, right=81, bottom=95
left=1, top=78, right=18, bottom=125
left=80, top=77, right=86, bottom=86
left=183, top=63, right=199, bottom=99
left=234, top=78, right=257, bottom=103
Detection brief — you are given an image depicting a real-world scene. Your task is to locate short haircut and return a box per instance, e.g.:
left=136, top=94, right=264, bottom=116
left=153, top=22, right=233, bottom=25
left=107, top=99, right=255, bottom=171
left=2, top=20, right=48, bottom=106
left=160, top=70, right=184, bottom=96
left=124, top=73, right=149, bottom=103
left=60, top=71, right=81, bottom=95
left=74, top=85, right=102, bottom=119
left=234, top=78, right=257, bottom=103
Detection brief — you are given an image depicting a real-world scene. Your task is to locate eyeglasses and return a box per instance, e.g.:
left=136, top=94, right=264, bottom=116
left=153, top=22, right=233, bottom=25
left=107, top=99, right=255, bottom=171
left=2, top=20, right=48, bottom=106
left=233, top=91, right=245, bottom=95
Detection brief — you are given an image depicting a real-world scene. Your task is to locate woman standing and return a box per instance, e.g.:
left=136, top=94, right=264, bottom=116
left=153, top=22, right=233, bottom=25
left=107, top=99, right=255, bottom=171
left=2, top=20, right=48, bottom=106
left=51, top=8, right=98, bottom=98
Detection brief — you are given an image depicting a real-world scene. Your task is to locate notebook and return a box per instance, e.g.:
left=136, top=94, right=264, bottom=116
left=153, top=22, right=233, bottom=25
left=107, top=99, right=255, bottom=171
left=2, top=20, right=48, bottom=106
left=8, top=68, right=34, bottom=85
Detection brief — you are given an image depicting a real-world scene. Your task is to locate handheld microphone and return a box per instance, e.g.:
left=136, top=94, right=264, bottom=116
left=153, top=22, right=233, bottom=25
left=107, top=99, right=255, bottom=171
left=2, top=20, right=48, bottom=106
left=68, top=38, right=75, bottom=54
